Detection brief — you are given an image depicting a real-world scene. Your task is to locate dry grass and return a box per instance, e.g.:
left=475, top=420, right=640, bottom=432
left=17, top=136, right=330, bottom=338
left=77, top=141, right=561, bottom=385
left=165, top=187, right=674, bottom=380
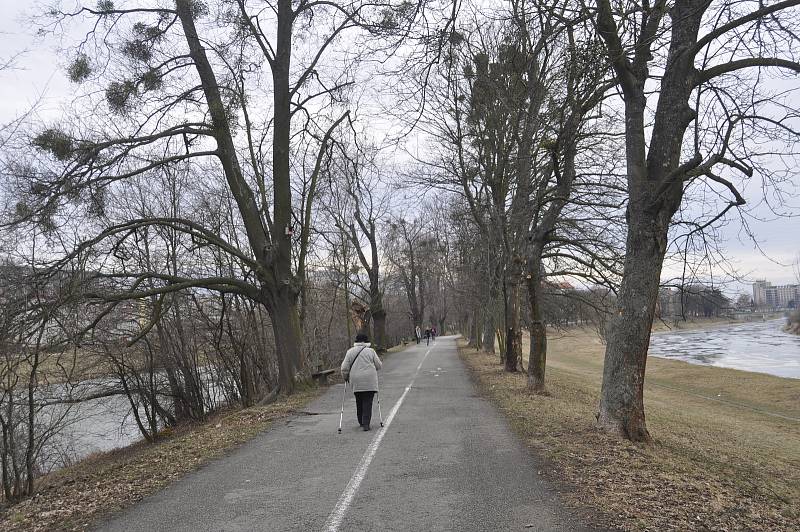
left=460, top=328, right=800, bottom=531
left=651, top=316, right=739, bottom=332
left=0, top=388, right=322, bottom=532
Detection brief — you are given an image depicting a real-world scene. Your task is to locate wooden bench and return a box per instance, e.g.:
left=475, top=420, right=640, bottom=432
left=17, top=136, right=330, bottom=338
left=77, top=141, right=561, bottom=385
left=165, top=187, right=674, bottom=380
left=311, top=368, right=336, bottom=385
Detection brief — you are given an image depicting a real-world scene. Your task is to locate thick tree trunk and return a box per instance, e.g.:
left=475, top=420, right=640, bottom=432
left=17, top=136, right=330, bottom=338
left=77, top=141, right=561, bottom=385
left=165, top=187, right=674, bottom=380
left=267, top=0, right=305, bottom=393
left=369, top=268, right=387, bottom=350
left=526, top=249, right=547, bottom=393
left=504, top=326, right=519, bottom=371
left=350, top=300, right=370, bottom=338
left=504, top=275, right=521, bottom=372
left=528, top=318, right=546, bottom=392
left=597, top=212, right=667, bottom=443
left=372, top=308, right=387, bottom=351
left=473, top=312, right=480, bottom=349
left=482, top=311, right=495, bottom=353
left=594, top=5, right=697, bottom=441
left=1, top=419, right=12, bottom=500
left=266, top=289, right=304, bottom=394
left=468, top=310, right=478, bottom=347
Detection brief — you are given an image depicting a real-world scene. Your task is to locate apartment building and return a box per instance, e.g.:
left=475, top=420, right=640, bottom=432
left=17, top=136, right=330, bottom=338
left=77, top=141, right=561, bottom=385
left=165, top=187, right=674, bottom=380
left=752, top=280, right=800, bottom=309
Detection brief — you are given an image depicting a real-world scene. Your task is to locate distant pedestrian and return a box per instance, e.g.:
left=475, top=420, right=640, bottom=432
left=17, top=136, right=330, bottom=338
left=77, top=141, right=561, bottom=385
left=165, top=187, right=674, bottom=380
left=340, top=333, right=382, bottom=431
left=415, top=325, right=421, bottom=344
left=424, top=327, right=431, bottom=346
left=431, top=326, right=437, bottom=341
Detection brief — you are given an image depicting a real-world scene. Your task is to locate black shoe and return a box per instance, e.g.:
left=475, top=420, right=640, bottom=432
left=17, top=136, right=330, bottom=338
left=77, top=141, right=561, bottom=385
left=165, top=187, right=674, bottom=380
left=362, top=425, right=370, bottom=431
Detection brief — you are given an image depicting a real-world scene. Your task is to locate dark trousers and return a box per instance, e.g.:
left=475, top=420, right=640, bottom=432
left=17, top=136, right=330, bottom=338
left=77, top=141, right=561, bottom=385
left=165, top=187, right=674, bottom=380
left=354, top=391, right=375, bottom=427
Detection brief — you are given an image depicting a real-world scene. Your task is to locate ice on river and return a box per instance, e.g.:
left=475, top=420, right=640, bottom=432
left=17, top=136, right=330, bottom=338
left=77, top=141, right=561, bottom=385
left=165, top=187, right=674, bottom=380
left=649, top=319, right=800, bottom=379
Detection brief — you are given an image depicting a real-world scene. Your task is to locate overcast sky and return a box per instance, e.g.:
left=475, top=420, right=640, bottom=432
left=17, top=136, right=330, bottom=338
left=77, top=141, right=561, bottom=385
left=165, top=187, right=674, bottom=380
left=1, top=0, right=798, bottom=294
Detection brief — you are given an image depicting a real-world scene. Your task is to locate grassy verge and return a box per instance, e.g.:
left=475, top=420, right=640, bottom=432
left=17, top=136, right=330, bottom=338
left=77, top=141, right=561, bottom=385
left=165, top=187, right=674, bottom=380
left=459, top=328, right=800, bottom=531
left=0, top=388, right=322, bottom=532
left=651, top=316, right=741, bottom=332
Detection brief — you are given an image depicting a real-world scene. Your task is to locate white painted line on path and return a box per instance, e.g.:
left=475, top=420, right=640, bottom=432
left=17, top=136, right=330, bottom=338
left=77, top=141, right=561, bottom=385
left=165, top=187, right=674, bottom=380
left=322, top=348, right=432, bottom=532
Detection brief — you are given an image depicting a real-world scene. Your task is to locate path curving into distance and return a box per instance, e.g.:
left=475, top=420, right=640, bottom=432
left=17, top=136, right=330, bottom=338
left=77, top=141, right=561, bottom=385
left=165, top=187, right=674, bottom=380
left=98, top=337, right=600, bottom=532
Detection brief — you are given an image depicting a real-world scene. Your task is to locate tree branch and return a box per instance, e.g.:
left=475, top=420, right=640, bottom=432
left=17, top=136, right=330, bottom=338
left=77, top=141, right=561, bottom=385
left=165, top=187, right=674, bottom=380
left=696, top=57, right=800, bottom=85
left=692, top=0, right=800, bottom=57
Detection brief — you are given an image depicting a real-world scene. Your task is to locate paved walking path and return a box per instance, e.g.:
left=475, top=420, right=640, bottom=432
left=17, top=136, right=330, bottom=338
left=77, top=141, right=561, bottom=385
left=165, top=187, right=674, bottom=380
left=98, top=337, right=598, bottom=531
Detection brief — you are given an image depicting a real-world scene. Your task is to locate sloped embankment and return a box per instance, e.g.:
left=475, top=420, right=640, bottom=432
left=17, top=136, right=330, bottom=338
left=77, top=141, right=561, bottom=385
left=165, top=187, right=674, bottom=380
left=0, top=389, right=321, bottom=532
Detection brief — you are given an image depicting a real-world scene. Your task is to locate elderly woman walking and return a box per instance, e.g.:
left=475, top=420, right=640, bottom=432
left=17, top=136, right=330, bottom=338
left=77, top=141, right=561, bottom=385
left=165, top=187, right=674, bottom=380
left=341, top=333, right=383, bottom=431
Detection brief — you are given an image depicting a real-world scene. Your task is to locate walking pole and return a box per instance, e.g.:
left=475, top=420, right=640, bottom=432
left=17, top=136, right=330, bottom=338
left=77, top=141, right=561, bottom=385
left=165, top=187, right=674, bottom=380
left=338, top=381, right=347, bottom=434
left=376, top=381, right=384, bottom=427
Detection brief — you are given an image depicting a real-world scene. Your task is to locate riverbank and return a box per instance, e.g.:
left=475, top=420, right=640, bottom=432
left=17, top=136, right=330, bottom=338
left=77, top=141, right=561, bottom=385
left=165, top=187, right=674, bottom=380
left=651, top=314, right=784, bottom=333
left=460, top=329, right=800, bottom=531
left=0, top=388, right=326, bottom=532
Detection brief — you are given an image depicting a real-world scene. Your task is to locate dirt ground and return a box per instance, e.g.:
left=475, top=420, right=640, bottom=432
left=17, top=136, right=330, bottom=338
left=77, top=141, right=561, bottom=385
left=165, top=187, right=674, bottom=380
left=460, top=327, right=800, bottom=531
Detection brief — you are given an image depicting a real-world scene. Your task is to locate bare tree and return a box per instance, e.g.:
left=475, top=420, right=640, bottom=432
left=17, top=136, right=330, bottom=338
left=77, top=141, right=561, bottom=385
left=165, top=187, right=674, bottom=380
left=593, top=0, right=800, bottom=441
left=506, top=4, right=621, bottom=393
left=326, top=137, right=392, bottom=350
left=8, top=0, right=410, bottom=394
left=385, top=215, right=431, bottom=334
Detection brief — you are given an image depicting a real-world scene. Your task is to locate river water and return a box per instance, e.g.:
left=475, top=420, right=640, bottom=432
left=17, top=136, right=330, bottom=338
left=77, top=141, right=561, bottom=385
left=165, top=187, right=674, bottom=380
left=42, top=394, right=145, bottom=469
left=37, top=372, right=229, bottom=471
left=649, top=319, right=800, bottom=379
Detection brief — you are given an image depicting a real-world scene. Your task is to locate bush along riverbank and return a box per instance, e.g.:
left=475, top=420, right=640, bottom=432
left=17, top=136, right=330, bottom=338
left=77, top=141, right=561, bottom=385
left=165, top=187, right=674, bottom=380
left=0, top=388, right=321, bottom=532
left=460, top=329, right=800, bottom=531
